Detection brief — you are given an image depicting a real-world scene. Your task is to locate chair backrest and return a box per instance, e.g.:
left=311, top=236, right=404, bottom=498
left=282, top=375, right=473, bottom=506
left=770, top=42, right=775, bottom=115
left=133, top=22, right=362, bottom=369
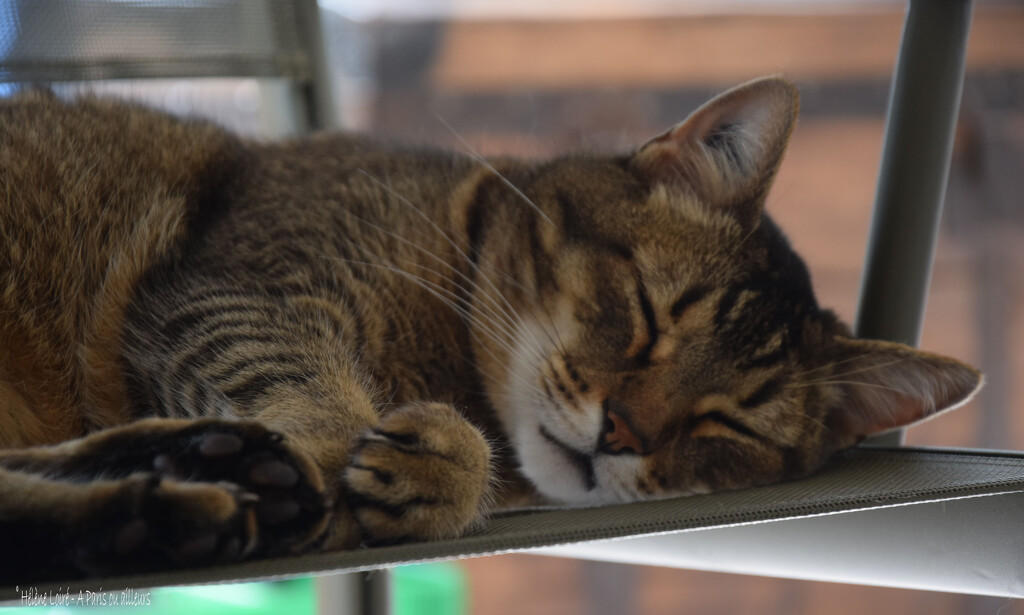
left=0, top=0, right=335, bottom=131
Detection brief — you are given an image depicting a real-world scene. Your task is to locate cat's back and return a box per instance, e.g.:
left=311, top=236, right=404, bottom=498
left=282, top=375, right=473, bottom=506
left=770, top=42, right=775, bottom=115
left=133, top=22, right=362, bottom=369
left=0, top=93, right=243, bottom=445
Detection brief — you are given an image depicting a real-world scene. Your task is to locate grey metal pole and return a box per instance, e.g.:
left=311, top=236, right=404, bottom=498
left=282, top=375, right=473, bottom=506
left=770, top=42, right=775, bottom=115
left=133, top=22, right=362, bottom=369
left=294, top=0, right=338, bottom=132
left=316, top=570, right=392, bottom=615
left=359, top=570, right=392, bottom=615
left=855, top=0, right=973, bottom=445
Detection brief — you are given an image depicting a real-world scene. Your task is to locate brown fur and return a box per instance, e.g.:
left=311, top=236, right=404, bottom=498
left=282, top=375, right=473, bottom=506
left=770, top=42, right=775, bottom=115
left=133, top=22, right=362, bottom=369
left=0, top=92, right=237, bottom=445
left=0, top=78, right=981, bottom=582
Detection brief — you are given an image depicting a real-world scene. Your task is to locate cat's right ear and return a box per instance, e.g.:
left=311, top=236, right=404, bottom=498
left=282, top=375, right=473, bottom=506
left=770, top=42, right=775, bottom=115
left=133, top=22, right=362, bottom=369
left=633, top=76, right=799, bottom=224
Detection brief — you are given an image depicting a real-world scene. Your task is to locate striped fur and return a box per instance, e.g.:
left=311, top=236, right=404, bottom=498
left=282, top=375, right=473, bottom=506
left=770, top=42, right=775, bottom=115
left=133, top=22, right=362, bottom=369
left=0, top=78, right=981, bottom=580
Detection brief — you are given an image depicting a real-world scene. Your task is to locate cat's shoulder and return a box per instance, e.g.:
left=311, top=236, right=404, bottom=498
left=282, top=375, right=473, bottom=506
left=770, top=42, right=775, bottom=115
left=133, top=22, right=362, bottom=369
left=1, top=91, right=245, bottom=195
left=1, top=90, right=238, bottom=156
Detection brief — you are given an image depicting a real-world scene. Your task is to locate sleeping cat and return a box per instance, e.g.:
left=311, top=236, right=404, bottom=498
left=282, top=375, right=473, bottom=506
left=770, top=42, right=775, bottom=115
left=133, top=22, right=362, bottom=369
left=0, top=76, right=981, bottom=582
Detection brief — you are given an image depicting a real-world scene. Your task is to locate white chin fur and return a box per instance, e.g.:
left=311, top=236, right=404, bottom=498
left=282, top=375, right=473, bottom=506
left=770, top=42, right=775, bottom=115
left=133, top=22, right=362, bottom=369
left=499, top=317, right=638, bottom=505
left=514, top=419, right=605, bottom=505
left=512, top=418, right=645, bottom=506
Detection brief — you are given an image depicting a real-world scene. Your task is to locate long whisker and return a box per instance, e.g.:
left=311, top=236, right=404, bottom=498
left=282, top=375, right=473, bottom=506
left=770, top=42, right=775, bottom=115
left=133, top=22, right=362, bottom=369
left=354, top=169, right=532, bottom=345
left=798, top=358, right=910, bottom=386
left=342, top=168, right=562, bottom=409
left=324, top=254, right=548, bottom=377
left=787, top=380, right=906, bottom=394
left=433, top=113, right=555, bottom=227
left=339, top=206, right=537, bottom=359
left=485, top=263, right=570, bottom=359
left=729, top=222, right=761, bottom=258
left=394, top=258, right=549, bottom=364
left=792, top=352, right=880, bottom=380
left=352, top=170, right=559, bottom=368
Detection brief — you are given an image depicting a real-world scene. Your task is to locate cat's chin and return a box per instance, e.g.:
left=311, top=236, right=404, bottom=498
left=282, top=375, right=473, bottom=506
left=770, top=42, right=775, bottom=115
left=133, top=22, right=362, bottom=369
left=511, top=419, right=648, bottom=506
left=510, top=420, right=611, bottom=506
left=512, top=416, right=720, bottom=505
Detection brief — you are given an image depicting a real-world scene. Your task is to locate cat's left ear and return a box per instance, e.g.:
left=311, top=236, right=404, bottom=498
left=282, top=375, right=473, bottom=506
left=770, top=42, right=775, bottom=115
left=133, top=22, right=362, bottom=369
left=633, top=76, right=799, bottom=223
left=822, top=337, right=983, bottom=451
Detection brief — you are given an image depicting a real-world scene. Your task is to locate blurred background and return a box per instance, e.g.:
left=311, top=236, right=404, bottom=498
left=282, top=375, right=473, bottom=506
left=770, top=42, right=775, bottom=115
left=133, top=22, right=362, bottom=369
left=2, top=0, right=1023, bottom=613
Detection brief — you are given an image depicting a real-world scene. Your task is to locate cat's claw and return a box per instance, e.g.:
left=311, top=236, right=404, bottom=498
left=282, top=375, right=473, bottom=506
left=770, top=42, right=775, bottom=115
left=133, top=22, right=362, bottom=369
left=344, top=403, right=492, bottom=546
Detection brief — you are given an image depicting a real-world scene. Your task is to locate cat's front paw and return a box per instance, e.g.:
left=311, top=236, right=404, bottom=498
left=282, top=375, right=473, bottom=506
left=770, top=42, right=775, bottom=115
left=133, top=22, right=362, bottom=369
left=344, top=402, right=491, bottom=545
left=72, top=475, right=260, bottom=576
left=142, top=419, right=329, bottom=555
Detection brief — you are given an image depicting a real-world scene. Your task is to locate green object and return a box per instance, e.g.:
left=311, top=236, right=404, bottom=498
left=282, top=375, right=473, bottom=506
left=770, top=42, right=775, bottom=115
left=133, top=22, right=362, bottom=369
left=393, top=563, right=467, bottom=615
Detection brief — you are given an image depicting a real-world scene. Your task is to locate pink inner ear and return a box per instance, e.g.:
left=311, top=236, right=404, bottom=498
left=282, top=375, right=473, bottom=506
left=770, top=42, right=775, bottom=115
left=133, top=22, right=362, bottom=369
left=825, top=338, right=983, bottom=445
left=632, top=76, right=799, bottom=210
left=842, top=390, right=933, bottom=438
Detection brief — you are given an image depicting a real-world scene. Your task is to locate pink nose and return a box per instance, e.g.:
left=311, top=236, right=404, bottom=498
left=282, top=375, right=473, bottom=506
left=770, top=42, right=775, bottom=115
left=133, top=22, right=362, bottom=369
left=602, top=409, right=643, bottom=455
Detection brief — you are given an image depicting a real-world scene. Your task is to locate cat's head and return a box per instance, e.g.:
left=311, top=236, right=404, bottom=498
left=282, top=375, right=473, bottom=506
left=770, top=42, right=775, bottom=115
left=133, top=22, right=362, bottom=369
left=471, top=76, right=982, bottom=505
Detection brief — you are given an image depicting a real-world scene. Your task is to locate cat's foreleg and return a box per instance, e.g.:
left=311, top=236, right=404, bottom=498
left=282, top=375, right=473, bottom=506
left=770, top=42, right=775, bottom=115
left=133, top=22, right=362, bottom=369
left=0, top=417, right=328, bottom=581
left=126, top=281, right=495, bottom=550
left=245, top=392, right=493, bottom=549
left=0, top=463, right=257, bottom=583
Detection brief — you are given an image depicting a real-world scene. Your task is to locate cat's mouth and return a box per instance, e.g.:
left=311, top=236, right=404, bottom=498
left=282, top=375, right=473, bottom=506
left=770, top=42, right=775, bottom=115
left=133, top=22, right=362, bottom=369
left=539, top=425, right=596, bottom=491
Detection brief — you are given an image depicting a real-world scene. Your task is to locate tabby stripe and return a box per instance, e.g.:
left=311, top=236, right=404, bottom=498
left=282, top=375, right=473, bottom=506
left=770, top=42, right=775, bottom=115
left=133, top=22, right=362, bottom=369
left=463, top=173, right=495, bottom=265
left=554, top=192, right=579, bottom=239
left=180, top=287, right=280, bottom=305
left=167, top=315, right=284, bottom=344
left=527, top=211, right=554, bottom=291
left=161, top=301, right=279, bottom=339
left=671, top=285, right=712, bottom=320
left=177, top=379, right=204, bottom=418
left=258, top=253, right=319, bottom=277
left=158, top=372, right=194, bottom=418
left=124, top=363, right=165, bottom=419
left=202, top=352, right=305, bottom=384
left=260, top=242, right=316, bottom=264
left=221, top=370, right=312, bottom=404
left=188, top=378, right=214, bottom=417
left=166, top=333, right=282, bottom=395
left=332, top=242, right=376, bottom=284
left=347, top=492, right=442, bottom=520
left=699, top=411, right=772, bottom=445
left=542, top=380, right=555, bottom=402
left=554, top=191, right=632, bottom=260
left=184, top=332, right=282, bottom=361
left=713, top=284, right=744, bottom=328
left=742, top=347, right=788, bottom=370
left=634, top=283, right=659, bottom=368
left=739, top=378, right=782, bottom=409
left=263, top=227, right=316, bottom=248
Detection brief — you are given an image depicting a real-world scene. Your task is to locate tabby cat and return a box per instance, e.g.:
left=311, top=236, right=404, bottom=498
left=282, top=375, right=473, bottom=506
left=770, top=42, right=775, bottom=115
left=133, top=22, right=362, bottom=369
left=0, top=77, right=981, bottom=582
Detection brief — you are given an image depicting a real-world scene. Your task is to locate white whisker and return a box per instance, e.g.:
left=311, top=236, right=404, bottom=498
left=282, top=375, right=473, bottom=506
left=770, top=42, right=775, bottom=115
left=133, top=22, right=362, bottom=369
left=353, top=169, right=538, bottom=355
left=433, top=114, right=555, bottom=227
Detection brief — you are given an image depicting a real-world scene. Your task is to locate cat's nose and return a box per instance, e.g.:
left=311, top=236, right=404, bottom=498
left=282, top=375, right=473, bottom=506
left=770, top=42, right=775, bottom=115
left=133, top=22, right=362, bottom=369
left=598, top=398, right=645, bottom=455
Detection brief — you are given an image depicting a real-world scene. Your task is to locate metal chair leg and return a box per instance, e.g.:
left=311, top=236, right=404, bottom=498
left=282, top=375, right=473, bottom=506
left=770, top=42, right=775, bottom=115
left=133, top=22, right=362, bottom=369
left=855, top=0, right=974, bottom=446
